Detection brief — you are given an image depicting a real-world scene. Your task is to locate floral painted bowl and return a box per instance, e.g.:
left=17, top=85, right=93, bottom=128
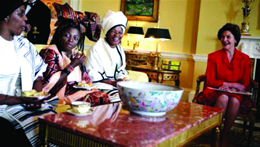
left=117, top=81, right=183, bottom=117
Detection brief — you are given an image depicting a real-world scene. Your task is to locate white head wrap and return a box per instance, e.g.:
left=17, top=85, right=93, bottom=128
left=102, top=11, right=127, bottom=36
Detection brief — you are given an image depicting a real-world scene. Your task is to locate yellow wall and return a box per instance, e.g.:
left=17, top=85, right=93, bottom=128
left=80, top=0, right=260, bottom=91
left=193, top=0, right=260, bottom=90
left=192, top=61, right=207, bottom=89
left=81, top=0, right=200, bottom=55
left=196, top=0, right=260, bottom=55
left=80, top=0, right=199, bottom=89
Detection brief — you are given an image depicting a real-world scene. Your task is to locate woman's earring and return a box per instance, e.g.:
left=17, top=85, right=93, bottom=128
left=4, top=16, right=9, bottom=22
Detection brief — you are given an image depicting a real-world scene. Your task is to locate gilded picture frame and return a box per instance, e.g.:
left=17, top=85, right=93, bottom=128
left=120, top=0, right=159, bottom=22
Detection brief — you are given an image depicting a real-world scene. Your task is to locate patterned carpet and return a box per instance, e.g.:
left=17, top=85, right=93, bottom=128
left=184, top=123, right=260, bottom=147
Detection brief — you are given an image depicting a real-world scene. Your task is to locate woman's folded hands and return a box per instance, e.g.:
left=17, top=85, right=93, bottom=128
left=220, top=82, right=246, bottom=92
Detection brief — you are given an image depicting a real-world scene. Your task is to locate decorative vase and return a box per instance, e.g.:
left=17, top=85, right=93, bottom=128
left=241, top=0, right=255, bottom=36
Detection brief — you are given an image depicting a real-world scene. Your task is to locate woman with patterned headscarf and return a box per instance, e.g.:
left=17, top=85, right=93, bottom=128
left=0, top=0, right=55, bottom=146
left=85, top=10, right=129, bottom=87
left=39, top=3, right=110, bottom=106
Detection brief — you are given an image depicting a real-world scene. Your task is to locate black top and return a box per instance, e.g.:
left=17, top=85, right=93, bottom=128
left=26, top=0, right=51, bottom=44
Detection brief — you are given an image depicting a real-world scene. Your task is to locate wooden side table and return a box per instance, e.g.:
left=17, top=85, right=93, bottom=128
left=131, top=65, right=181, bottom=86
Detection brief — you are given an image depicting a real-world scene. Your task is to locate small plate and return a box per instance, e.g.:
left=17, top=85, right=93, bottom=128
left=73, top=85, right=94, bottom=90
left=91, top=83, right=115, bottom=90
left=109, top=98, right=121, bottom=103
left=26, top=95, right=48, bottom=101
left=66, top=108, right=93, bottom=116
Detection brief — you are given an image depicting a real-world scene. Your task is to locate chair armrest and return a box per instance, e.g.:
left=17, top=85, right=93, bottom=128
left=198, top=74, right=207, bottom=83
left=193, top=74, right=206, bottom=103
left=250, top=79, right=258, bottom=109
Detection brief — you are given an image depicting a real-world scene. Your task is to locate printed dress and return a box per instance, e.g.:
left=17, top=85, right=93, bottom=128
left=40, top=45, right=110, bottom=106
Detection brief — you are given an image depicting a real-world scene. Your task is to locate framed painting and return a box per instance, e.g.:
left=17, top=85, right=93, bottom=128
left=120, top=0, right=159, bottom=22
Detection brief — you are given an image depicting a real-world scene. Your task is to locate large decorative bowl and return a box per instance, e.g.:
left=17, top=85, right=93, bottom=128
left=117, top=81, right=183, bottom=117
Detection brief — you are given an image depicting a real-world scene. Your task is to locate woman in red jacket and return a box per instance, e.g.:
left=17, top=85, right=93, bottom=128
left=198, top=23, right=251, bottom=146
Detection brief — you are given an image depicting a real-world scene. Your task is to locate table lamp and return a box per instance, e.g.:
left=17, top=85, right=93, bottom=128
left=145, top=28, right=171, bottom=69
left=144, top=28, right=171, bottom=53
left=127, top=26, right=144, bottom=52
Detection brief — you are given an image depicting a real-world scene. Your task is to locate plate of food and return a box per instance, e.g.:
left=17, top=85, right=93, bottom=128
left=74, top=81, right=94, bottom=90
left=22, top=90, right=55, bottom=110
left=22, top=90, right=50, bottom=100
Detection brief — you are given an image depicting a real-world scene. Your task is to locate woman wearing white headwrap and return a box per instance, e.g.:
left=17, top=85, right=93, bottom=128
left=85, top=11, right=128, bottom=87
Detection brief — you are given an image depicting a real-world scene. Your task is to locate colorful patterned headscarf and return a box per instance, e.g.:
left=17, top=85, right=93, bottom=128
left=53, top=3, right=101, bottom=42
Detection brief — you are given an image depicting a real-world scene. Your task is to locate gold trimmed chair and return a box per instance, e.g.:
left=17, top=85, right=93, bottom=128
left=192, top=74, right=258, bottom=146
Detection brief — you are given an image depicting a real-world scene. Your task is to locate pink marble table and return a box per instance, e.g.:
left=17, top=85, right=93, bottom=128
left=39, top=102, right=223, bottom=147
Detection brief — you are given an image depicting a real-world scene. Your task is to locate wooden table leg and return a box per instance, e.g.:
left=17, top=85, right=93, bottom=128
left=175, top=79, right=180, bottom=86
left=211, top=126, right=221, bottom=147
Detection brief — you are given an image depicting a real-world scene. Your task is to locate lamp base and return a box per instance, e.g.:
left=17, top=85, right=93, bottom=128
left=130, top=49, right=137, bottom=52
left=149, top=52, right=161, bottom=69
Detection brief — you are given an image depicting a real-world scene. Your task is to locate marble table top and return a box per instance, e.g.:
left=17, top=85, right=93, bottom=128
left=39, top=102, right=223, bottom=147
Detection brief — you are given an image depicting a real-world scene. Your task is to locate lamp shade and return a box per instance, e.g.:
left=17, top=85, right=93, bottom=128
left=127, top=26, right=144, bottom=35
left=145, top=28, right=171, bottom=40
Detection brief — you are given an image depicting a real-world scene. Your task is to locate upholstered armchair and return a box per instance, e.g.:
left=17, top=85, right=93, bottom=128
left=192, top=74, right=258, bottom=146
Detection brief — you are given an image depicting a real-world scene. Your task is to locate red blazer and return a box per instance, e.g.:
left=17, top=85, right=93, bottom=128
left=200, top=48, right=251, bottom=104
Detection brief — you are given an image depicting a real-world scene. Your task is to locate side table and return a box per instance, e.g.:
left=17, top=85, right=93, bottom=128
left=132, top=65, right=181, bottom=86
